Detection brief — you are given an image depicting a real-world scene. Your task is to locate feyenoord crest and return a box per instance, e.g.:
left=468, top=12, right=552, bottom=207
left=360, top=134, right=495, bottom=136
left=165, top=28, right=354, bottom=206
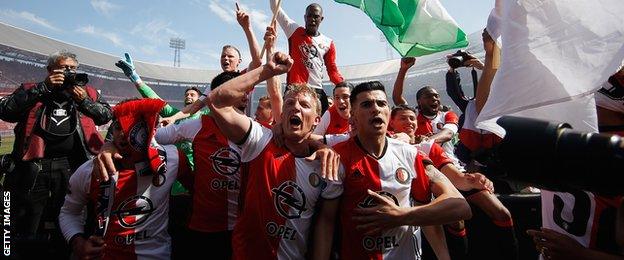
left=358, top=191, right=399, bottom=208
left=309, top=172, right=321, bottom=188
left=129, top=121, right=148, bottom=151
left=113, top=195, right=155, bottom=228
left=272, top=181, right=307, bottom=219
left=395, top=167, right=410, bottom=185
left=210, top=147, right=241, bottom=176
left=436, top=122, right=444, bottom=130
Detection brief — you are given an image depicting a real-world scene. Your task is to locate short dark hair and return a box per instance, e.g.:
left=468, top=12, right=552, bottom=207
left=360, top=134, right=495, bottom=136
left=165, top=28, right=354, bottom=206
left=416, top=86, right=436, bottom=100
left=306, top=3, right=323, bottom=13
left=185, top=87, right=202, bottom=96
left=210, top=71, right=242, bottom=90
left=350, top=81, right=386, bottom=106
left=391, top=104, right=417, bottom=119
left=333, top=81, right=352, bottom=95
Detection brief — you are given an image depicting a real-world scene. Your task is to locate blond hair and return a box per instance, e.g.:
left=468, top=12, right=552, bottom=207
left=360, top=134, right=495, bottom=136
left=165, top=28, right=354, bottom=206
left=285, top=84, right=321, bottom=116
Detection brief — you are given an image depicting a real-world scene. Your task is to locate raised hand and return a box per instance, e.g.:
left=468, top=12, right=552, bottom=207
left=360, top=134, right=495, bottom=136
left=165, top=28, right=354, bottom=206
left=267, top=52, right=293, bottom=76
left=115, top=53, right=142, bottom=83
left=400, top=57, right=416, bottom=70
left=236, top=3, right=251, bottom=29
left=264, top=21, right=277, bottom=51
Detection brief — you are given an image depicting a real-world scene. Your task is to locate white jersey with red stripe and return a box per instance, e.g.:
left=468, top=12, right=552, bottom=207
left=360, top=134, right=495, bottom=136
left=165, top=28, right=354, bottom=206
left=458, top=101, right=502, bottom=152
left=272, top=0, right=344, bottom=89
left=541, top=190, right=622, bottom=257
left=334, top=137, right=431, bottom=260
left=155, top=115, right=242, bottom=232
left=416, top=111, right=461, bottom=167
left=232, top=120, right=343, bottom=260
left=60, top=145, right=190, bottom=260
left=314, top=105, right=351, bottom=135
left=414, top=139, right=454, bottom=169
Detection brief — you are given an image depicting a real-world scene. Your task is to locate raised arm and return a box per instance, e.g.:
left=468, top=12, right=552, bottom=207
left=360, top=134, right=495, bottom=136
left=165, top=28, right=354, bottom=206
left=116, top=53, right=179, bottom=117
left=392, top=57, right=415, bottom=106
left=269, top=0, right=299, bottom=37
left=264, top=23, right=283, bottom=122
left=475, top=29, right=499, bottom=114
left=208, top=52, right=293, bottom=143
left=237, top=4, right=262, bottom=71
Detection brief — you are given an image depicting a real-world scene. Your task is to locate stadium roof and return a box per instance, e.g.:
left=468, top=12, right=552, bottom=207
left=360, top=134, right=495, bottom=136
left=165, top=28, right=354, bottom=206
left=0, top=22, right=406, bottom=84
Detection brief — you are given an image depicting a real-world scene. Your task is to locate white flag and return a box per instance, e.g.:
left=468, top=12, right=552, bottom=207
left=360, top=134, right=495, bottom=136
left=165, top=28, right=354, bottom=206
left=476, top=0, right=624, bottom=136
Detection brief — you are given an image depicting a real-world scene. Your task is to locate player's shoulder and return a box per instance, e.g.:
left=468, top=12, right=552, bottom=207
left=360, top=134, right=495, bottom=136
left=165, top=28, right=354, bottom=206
left=388, top=137, right=417, bottom=150
left=333, top=136, right=355, bottom=151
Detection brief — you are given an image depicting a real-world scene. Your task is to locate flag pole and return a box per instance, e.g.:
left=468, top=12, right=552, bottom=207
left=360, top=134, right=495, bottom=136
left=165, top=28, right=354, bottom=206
left=259, top=0, right=282, bottom=60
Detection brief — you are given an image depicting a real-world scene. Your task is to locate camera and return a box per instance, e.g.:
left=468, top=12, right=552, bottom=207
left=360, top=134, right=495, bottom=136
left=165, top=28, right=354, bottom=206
left=62, top=68, right=89, bottom=89
left=488, top=116, right=624, bottom=196
left=447, top=50, right=472, bottom=69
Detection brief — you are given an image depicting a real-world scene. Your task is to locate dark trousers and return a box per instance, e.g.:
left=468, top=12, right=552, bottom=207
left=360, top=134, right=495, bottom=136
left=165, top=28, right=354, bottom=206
left=186, top=230, right=233, bottom=260
left=5, top=157, right=77, bottom=259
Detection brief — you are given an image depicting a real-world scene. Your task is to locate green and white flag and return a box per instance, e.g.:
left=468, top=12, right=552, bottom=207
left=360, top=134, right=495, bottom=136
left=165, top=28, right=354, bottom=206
left=336, top=0, right=468, bottom=57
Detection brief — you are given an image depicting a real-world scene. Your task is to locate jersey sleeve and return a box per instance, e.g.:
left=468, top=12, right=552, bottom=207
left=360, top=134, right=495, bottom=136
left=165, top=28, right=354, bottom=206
left=321, top=164, right=344, bottom=199
left=313, top=110, right=331, bottom=135
left=59, top=161, right=93, bottom=242
left=325, top=133, right=350, bottom=147
left=411, top=152, right=432, bottom=204
left=136, top=83, right=179, bottom=117
left=155, top=117, right=202, bottom=145
left=324, top=41, right=344, bottom=85
left=428, top=142, right=453, bottom=169
left=239, top=119, right=273, bottom=162
left=443, top=111, right=459, bottom=133
left=271, top=0, right=299, bottom=37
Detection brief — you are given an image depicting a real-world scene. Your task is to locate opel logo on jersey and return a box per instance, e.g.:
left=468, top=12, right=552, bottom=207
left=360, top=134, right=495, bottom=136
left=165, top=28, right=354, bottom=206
left=210, top=147, right=241, bottom=176
left=272, top=181, right=307, bottom=219
left=129, top=121, right=148, bottom=152
left=113, top=195, right=155, bottom=228
left=358, top=191, right=399, bottom=208
left=395, top=167, right=410, bottom=185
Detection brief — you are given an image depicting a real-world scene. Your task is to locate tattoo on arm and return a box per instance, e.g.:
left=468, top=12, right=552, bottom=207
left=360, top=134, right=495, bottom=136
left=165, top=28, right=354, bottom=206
left=425, top=164, right=452, bottom=185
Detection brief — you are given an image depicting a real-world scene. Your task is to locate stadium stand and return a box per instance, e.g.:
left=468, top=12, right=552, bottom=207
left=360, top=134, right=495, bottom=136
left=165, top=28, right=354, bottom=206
left=0, top=21, right=482, bottom=135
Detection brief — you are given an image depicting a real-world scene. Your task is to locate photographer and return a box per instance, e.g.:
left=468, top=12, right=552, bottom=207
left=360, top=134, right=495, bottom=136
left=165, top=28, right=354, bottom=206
left=445, top=50, right=483, bottom=114
left=0, top=50, right=112, bottom=259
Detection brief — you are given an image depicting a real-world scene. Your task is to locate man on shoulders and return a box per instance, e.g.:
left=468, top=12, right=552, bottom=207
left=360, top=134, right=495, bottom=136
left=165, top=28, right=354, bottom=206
left=269, top=0, right=345, bottom=114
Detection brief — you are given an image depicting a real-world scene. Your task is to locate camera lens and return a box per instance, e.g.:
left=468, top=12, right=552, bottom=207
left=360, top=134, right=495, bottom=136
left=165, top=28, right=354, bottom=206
left=448, top=56, right=464, bottom=69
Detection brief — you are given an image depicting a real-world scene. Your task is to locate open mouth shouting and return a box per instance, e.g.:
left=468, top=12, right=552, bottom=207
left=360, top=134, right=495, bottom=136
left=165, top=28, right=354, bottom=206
left=370, top=116, right=385, bottom=128
left=289, top=115, right=303, bottom=128
left=221, top=60, right=231, bottom=70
